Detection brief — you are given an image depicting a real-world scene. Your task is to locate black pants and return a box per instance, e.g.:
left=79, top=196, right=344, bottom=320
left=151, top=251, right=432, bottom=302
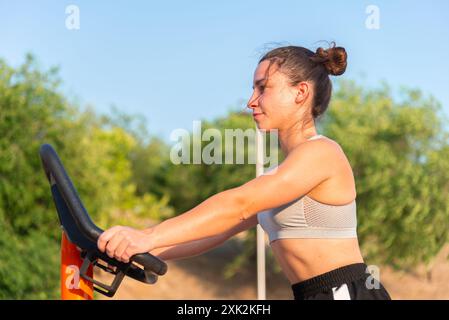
left=291, top=263, right=391, bottom=300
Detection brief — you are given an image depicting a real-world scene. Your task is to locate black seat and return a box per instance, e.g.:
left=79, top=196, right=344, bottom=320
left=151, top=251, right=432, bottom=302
left=40, top=144, right=167, bottom=297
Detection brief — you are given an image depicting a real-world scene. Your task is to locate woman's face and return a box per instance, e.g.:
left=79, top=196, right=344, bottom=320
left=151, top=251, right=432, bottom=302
left=247, top=60, right=310, bottom=131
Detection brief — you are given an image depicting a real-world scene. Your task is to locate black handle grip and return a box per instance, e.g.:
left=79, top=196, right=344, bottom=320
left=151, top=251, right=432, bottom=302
left=39, top=144, right=167, bottom=276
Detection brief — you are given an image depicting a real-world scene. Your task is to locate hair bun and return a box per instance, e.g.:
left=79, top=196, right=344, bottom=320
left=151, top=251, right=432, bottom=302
left=314, top=43, right=347, bottom=76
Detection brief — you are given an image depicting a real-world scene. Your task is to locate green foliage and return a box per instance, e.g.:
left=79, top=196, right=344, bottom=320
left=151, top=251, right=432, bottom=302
left=321, top=80, right=449, bottom=269
left=0, top=225, right=59, bottom=299
left=0, top=55, right=172, bottom=298
left=129, top=137, right=172, bottom=198
left=0, top=54, right=67, bottom=238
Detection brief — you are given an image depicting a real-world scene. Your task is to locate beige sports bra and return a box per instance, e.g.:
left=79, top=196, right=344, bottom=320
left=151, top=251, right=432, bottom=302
left=257, top=135, right=358, bottom=243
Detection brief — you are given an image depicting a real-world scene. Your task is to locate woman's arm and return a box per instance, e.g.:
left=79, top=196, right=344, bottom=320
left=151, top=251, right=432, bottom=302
left=98, top=139, right=337, bottom=262
left=150, top=215, right=258, bottom=261
left=142, top=139, right=336, bottom=250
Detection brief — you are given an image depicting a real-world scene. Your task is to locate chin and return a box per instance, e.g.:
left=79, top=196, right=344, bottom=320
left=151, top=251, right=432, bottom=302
left=254, top=122, right=266, bottom=130
left=255, top=122, right=276, bottom=132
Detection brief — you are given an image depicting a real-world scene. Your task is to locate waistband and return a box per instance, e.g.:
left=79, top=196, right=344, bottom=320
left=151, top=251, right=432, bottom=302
left=291, top=263, right=368, bottom=299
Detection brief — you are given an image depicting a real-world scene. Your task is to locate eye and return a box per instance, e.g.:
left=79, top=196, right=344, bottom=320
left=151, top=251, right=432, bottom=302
left=258, top=85, right=265, bottom=92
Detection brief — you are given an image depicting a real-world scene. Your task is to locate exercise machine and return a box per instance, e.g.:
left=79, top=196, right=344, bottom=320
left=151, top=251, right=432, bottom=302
left=40, top=144, right=167, bottom=299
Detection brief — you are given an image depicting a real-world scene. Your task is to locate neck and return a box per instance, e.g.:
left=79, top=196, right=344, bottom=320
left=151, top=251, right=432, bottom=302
left=278, top=120, right=317, bottom=155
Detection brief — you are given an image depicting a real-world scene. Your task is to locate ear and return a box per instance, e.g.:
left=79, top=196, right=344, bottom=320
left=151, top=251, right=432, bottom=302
left=294, top=81, right=310, bottom=105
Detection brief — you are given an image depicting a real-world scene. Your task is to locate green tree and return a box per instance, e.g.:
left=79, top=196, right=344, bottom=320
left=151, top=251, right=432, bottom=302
left=321, top=80, right=449, bottom=269
left=0, top=55, right=172, bottom=298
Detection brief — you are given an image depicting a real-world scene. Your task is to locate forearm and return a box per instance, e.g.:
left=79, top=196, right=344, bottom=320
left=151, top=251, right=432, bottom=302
left=145, top=189, right=248, bottom=250
left=149, top=233, right=229, bottom=261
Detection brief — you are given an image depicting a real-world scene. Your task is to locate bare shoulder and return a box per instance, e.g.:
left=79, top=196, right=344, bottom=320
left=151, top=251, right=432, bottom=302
left=288, top=135, right=345, bottom=162
left=299, top=136, right=356, bottom=202
left=235, top=135, right=354, bottom=214
left=318, top=136, right=353, bottom=167
left=285, top=136, right=353, bottom=180
left=316, top=136, right=348, bottom=158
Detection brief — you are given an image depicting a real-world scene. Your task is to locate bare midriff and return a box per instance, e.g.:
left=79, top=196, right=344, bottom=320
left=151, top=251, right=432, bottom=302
left=270, top=237, right=365, bottom=284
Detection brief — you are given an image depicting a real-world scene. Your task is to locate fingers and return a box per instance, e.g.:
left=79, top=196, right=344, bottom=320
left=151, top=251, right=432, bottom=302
left=97, top=226, right=147, bottom=264
left=105, top=233, right=124, bottom=259
left=114, top=238, right=130, bottom=263
left=97, top=226, right=122, bottom=252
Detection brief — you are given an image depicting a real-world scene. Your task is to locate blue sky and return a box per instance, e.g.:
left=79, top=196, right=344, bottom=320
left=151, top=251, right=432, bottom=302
left=1, top=0, right=448, bottom=141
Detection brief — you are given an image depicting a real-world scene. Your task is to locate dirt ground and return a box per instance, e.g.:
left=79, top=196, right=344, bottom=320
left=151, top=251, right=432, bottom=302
left=96, top=240, right=449, bottom=300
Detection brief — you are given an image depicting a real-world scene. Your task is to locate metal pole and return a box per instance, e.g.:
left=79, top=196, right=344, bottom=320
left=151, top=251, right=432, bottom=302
left=256, top=128, right=266, bottom=300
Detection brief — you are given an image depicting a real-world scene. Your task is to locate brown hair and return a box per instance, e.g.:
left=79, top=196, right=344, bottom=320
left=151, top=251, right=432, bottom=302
left=259, top=42, right=347, bottom=118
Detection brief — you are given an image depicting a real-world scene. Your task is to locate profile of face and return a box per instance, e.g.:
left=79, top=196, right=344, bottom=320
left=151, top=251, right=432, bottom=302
left=247, top=60, right=312, bottom=131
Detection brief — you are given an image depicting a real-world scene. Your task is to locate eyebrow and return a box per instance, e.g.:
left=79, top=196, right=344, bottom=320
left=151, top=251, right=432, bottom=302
left=252, top=78, right=267, bottom=90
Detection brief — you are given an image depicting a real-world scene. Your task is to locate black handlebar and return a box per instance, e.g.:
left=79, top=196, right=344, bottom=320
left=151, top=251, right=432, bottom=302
left=39, top=144, right=167, bottom=296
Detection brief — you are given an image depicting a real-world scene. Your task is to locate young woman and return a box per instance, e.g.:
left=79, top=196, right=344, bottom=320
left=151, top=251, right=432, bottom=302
left=97, top=43, right=391, bottom=300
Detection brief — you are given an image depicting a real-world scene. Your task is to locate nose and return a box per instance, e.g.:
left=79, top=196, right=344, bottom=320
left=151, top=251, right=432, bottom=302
left=246, top=90, right=259, bottom=110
